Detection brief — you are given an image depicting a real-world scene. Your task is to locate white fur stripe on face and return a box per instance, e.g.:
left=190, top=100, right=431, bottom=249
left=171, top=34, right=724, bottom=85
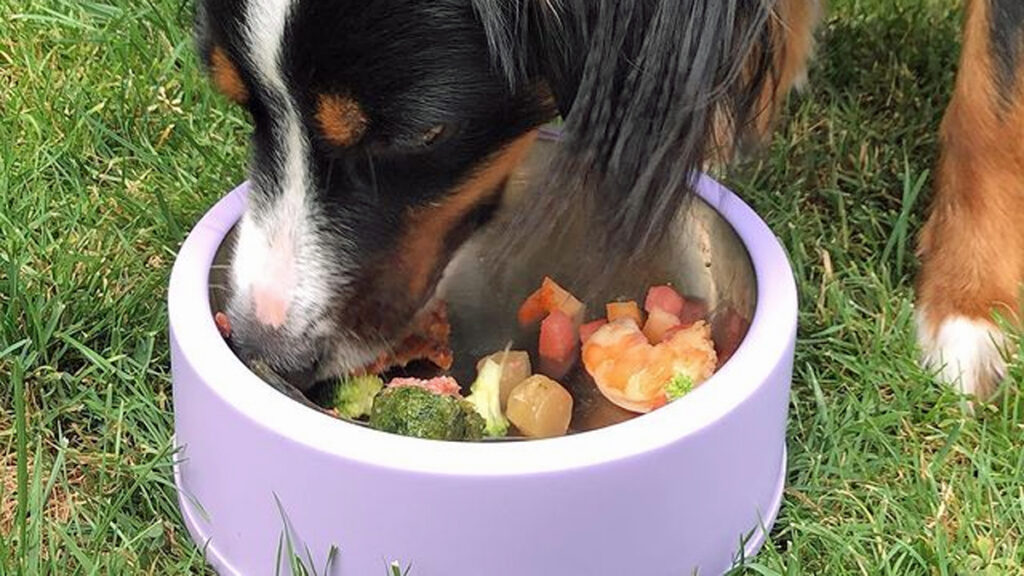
left=244, top=0, right=308, bottom=225
left=229, top=0, right=329, bottom=334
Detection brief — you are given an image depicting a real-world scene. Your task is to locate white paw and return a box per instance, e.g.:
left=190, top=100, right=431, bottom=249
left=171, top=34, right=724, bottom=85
left=916, top=307, right=1007, bottom=399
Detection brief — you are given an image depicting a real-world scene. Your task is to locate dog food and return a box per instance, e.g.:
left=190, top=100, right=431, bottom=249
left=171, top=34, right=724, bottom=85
left=220, top=277, right=729, bottom=441
left=359, top=300, right=454, bottom=375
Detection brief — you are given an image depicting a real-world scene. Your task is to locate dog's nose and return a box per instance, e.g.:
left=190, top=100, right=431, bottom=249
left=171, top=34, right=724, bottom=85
left=243, top=230, right=298, bottom=329
left=251, top=284, right=291, bottom=328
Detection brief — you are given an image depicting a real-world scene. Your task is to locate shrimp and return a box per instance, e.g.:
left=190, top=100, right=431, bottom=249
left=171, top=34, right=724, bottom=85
left=581, top=318, right=717, bottom=413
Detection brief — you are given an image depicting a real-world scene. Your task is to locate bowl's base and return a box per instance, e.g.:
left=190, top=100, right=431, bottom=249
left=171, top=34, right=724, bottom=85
left=174, top=442, right=787, bottom=576
left=740, top=445, right=787, bottom=563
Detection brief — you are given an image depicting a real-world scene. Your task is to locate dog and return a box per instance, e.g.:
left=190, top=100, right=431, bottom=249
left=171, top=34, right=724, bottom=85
left=193, top=0, right=1018, bottom=401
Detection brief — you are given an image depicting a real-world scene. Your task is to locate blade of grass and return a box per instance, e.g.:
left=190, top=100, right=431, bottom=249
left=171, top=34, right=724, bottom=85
left=13, top=358, right=28, bottom=576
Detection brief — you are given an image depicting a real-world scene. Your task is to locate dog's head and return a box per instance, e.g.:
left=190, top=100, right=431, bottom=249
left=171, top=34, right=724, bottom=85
left=195, top=0, right=781, bottom=386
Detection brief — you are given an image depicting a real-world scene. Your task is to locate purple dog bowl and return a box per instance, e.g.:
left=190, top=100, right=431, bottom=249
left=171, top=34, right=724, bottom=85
left=170, top=136, right=797, bottom=575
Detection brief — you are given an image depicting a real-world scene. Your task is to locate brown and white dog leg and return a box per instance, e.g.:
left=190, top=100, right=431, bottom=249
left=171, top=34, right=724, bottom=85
left=757, top=0, right=824, bottom=135
left=707, top=0, right=824, bottom=164
left=916, top=0, right=1024, bottom=399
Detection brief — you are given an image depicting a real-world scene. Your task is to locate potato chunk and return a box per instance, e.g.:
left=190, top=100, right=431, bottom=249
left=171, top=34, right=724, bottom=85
left=506, top=375, right=573, bottom=438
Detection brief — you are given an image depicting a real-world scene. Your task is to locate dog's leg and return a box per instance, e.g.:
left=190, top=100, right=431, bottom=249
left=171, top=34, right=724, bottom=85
left=712, top=0, right=823, bottom=162
left=916, top=0, right=1024, bottom=400
left=757, top=0, right=824, bottom=135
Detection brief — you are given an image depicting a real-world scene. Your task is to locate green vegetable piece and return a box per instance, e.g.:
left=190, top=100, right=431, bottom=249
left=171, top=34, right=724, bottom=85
left=325, top=374, right=384, bottom=419
left=666, top=373, right=694, bottom=402
left=458, top=402, right=487, bottom=441
left=464, top=359, right=510, bottom=437
left=369, top=386, right=484, bottom=441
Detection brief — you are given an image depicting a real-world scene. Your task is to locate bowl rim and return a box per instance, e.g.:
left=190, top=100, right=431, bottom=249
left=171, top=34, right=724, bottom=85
left=169, top=166, right=797, bottom=477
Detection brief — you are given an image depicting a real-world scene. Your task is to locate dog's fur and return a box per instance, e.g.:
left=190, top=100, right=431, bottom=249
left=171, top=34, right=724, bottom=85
left=196, top=0, right=1020, bottom=400
left=917, top=0, right=1024, bottom=399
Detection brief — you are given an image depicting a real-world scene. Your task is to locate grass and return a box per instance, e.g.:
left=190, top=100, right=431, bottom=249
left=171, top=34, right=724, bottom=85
left=1, top=0, right=1022, bottom=574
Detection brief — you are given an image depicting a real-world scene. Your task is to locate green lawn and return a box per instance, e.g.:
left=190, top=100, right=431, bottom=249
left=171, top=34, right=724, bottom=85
left=2, top=0, right=1022, bottom=573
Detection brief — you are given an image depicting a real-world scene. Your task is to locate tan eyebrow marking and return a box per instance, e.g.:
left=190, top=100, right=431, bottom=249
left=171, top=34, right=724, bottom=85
left=315, top=94, right=370, bottom=147
left=395, top=129, right=539, bottom=299
left=210, top=46, right=249, bottom=104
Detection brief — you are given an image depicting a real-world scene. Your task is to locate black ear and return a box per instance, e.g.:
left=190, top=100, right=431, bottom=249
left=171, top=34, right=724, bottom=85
left=519, top=1, right=588, bottom=118
left=472, top=0, right=587, bottom=118
left=473, top=0, right=784, bottom=255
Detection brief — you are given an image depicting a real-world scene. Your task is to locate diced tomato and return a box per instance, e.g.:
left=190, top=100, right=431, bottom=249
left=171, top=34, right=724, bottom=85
left=517, top=288, right=548, bottom=326
left=679, top=299, right=709, bottom=326
left=644, top=285, right=685, bottom=317
left=518, top=277, right=585, bottom=327
left=606, top=301, right=643, bottom=326
left=539, top=310, right=578, bottom=379
left=579, top=319, right=608, bottom=344
left=642, top=307, right=682, bottom=343
left=387, top=376, right=462, bottom=397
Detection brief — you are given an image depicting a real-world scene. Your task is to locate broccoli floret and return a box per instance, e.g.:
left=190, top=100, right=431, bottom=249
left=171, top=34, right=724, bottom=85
left=666, top=373, right=694, bottom=402
left=464, top=359, right=509, bottom=437
left=322, top=374, right=384, bottom=419
left=369, top=386, right=485, bottom=441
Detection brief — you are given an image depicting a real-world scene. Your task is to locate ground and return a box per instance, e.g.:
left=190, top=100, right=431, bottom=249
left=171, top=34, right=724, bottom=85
left=1, top=0, right=1022, bottom=574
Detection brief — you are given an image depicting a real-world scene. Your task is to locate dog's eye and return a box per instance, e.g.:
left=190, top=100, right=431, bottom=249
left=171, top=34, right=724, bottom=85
left=421, top=124, right=446, bottom=147
left=367, top=123, right=453, bottom=154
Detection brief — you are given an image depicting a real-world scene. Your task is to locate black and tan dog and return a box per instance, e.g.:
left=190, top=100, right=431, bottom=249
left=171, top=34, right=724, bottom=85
left=194, top=0, right=1020, bottom=401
